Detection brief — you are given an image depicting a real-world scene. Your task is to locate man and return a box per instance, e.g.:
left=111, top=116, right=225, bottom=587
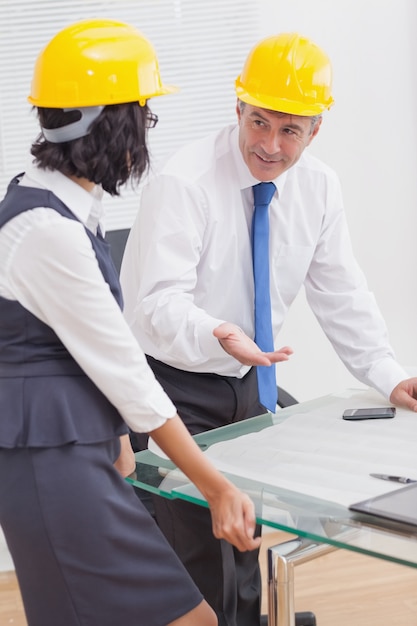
left=120, top=32, right=417, bottom=626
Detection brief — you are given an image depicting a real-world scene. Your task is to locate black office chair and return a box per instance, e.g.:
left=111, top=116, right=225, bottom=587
left=105, top=227, right=130, bottom=274
left=277, top=386, right=298, bottom=409
left=261, top=613, right=316, bottom=626
left=295, top=614, right=316, bottom=626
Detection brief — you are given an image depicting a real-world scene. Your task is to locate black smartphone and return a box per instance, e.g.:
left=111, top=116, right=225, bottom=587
left=342, top=407, right=396, bottom=420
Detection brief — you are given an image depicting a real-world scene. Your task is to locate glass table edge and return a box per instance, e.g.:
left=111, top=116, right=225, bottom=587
left=128, top=461, right=417, bottom=570
left=128, top=388, right=417, bottom=569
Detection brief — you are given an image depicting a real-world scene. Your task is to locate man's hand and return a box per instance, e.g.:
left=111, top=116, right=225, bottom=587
left=213, top=322, right=293, bottom=366
left=390, top=378, right=417, bottom=412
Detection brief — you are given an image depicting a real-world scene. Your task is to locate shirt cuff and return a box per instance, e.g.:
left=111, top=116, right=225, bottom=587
left=366, top=358, right=410, bottom=399
left=120, top=386, right=177, bottom=433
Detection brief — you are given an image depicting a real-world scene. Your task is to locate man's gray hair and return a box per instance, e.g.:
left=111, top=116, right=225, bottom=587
left=309, top=115, right=322, bottom=132
left=237, top=98, right=322, bottom=133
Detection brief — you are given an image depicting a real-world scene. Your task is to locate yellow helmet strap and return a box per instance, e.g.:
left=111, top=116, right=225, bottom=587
left=41, top=106, right=104, bottom=143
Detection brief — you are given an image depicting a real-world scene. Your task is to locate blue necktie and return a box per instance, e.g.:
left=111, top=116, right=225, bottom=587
left=252, top=182, right=277, bottom=412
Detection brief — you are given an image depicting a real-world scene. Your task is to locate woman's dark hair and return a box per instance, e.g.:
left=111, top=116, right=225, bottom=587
left=30, top=103, right=152, bottom=195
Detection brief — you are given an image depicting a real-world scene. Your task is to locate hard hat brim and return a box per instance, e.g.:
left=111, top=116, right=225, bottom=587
left=28, top=83, right=179, bottom=108
left=236, top=84, right=334, bottom=117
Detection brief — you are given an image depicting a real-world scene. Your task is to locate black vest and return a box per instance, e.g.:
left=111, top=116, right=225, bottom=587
left=0, top=175, right=128, bottom=447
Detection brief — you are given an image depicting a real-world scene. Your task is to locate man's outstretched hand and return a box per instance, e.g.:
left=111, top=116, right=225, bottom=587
left=213, top=322, right=293, bottom=366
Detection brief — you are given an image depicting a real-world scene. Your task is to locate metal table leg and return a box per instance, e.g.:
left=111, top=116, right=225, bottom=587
left=267, top=536, right=337, bottom=626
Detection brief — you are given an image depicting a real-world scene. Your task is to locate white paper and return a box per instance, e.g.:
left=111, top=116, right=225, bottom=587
left=203, top=389, right=417, bottom=507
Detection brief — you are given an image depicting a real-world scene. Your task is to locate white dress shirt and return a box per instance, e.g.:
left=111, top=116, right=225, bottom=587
left=120, top=124, right=407, bottom=399
left=0, top=162, right=176, bottom=433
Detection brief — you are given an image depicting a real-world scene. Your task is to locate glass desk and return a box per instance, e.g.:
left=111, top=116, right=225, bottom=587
left=128, top=389, right=417, bottom=626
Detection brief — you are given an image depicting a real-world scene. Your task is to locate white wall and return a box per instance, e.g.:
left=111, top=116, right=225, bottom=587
left=258, top=0, right=417, bottom=401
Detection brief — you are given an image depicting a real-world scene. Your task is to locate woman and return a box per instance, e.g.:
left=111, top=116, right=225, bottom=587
left=0, top=19, right=260, bottom=626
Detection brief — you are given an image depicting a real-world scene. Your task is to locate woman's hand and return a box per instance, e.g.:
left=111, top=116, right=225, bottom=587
left=114, top=434, right=137, bottom=478
left=205, top=480, right=261, bottom=552
left=149, top=415, right=261, bottom=551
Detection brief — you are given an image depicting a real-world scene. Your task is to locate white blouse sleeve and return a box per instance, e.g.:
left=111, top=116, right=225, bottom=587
left=0, top=208, right=177, bottom=432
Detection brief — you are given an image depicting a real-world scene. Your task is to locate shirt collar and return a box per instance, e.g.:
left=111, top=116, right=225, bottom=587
left=230, top=124, right=289, bottom=196
left=22, top=160, right=105, bottom=231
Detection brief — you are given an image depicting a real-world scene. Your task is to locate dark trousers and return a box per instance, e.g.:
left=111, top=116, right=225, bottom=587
left=139, top=357, right=266, bottom=626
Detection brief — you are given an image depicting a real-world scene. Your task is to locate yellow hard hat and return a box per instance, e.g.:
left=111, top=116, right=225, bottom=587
left=235, top=33, right=334, bottom=116
left=28, top=18, right=178, bottom=108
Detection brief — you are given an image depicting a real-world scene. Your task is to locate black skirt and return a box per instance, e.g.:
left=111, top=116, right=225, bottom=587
left=0, top=440, right=203, bottom=626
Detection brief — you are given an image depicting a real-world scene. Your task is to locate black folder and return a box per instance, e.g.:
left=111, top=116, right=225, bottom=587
left=349, top=482, right=417, bottom=528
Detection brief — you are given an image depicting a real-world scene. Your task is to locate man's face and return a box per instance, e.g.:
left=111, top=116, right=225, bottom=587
left=236, top=102, right=322, bottom=181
